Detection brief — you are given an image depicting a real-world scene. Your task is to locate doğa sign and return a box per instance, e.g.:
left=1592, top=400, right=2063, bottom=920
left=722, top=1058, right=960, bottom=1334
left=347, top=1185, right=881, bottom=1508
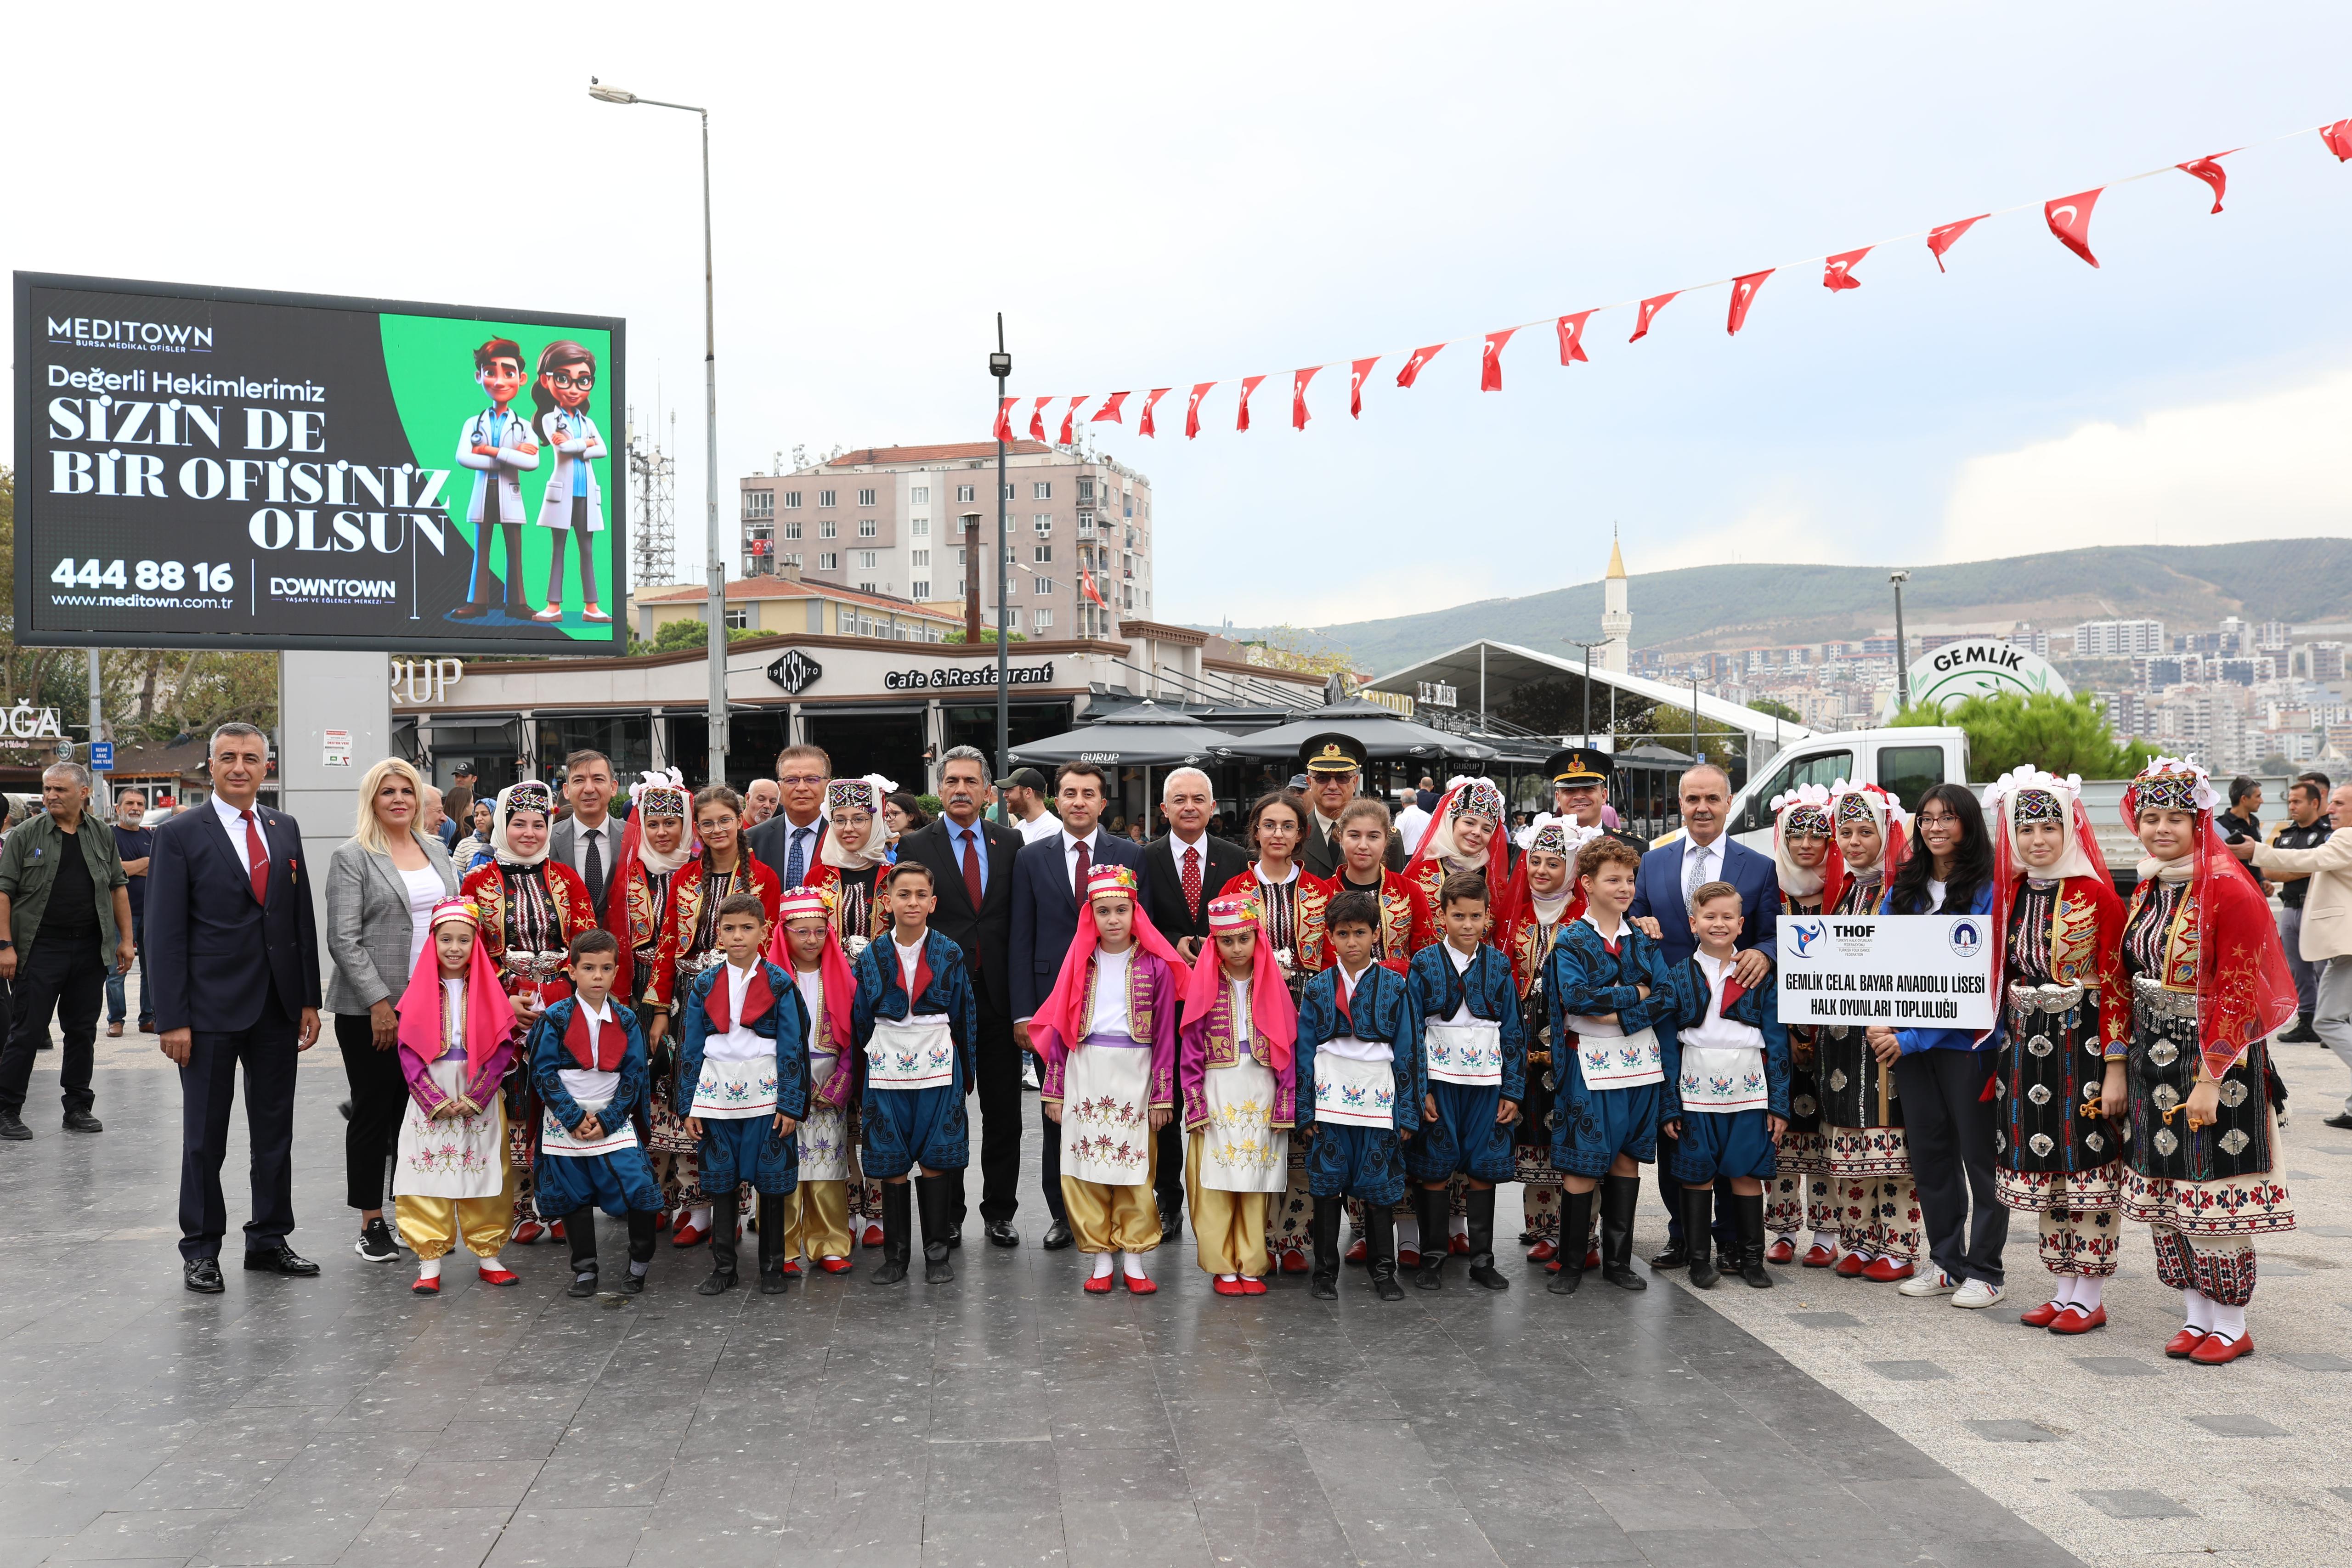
left=883, top=661, right=1055, bottom=692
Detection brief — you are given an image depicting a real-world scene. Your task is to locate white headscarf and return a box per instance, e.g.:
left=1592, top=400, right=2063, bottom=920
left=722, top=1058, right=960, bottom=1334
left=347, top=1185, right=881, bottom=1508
left=628, top=768, right=695, bottom=877
left=1517, top=812, right=1598, bottom=922
left=822, top=773, right=899, bottom=873
left=1985, top=765, right=2099, bottom=884
left=490, top=781, right=555, bottom=869
left=1769, top=784, right=1836, bottom=898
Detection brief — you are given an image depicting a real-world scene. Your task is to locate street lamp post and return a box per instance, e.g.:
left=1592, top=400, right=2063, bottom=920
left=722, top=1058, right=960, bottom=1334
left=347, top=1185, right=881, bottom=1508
left=990, top=317, right=1012, bottom=800
left=1889, top=569, right=1913, bottom=711
left=1565, top=637, right=1609, bottom=748
left=591, top=78, right=728, bottom=783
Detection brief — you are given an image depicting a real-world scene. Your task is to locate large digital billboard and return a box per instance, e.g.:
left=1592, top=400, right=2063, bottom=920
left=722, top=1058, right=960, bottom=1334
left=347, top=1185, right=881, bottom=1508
left=14, top=272, right=626, bottom=654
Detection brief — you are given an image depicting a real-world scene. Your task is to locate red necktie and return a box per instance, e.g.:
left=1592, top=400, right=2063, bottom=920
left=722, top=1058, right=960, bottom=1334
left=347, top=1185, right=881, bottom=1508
left=960, top=828, right=984, bottom=912
left=1073, top=836, right=1091, bottom=903
left=241, top=809, right=269, bottom=904
left=1182, top=844, right=1202, bottom=920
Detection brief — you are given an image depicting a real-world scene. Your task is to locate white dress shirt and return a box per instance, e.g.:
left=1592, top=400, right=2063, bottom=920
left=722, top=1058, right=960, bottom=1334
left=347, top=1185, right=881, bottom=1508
left=706, top=961, right=770, bottom=1063
left=210, top=794, right=271, bottom=880
left=569, top=816, right=614, bottom=883
left=1320, top=963, right=1392, bottom=1064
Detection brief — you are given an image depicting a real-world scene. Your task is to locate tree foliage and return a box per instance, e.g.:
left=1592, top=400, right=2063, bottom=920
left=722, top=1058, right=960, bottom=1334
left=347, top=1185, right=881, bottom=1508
left=1238, top=625, right=1355, bottom=682
left=634, top=617, right=761, bottom=655
left=1893, top=690, right=2155, bottom=782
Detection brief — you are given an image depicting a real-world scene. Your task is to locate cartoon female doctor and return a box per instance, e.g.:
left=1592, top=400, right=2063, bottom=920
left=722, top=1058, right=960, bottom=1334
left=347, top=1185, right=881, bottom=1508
left=529, top=340, right=609, bottom=624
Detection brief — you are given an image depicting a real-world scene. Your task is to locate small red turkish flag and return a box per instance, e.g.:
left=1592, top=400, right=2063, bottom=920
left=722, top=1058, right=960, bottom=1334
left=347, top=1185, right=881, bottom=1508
left=1556, top=310, right=1594, bottom=365
left=1629, top=292, right=1678, bottom=342
left=1080, top=566, right=1105, bottom=607
left=1058, top=396, right=1086, bottom=444
left=1028, top=397, right=1049, bottom=440
left=1237, top=375, right=1267, bottom=432
left=2045, top=188, right=2103, bottom=268
left=1926, top=214, right=1987, bottom=272
left=2178, top=157, right=2228, bottom=214
left=2322, top=119, right=2352, bottom=162
left=1292, top=367, right=1320, bottom=430
left=1396, top=343, right=1446, bottom=388
left=1139, top=388, right=1170, bottom=438
left=1092, top=392, right=1129, bottom=424
left=1185, top=383, right=1213, bottom=439
left=1822, top=248, right=1869, bottom=291
left=1725, top=271, right=1771, bottom=336
left=1480, top=329, right=1516, bottom=391
left=993, top=397, right=1016, bottom=442
left=1349, top=356, right=1379, bottom=417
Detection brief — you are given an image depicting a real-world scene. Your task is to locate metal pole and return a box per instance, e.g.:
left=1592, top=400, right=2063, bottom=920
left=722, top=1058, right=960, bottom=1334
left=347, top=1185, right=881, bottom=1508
left=700, top=109, right=727, bottom=785
left=1478, top=643, right=1487, bottom=733
left=1565, top=638, right=1608, bottom=748
left=86, top=649, right=107, bottom=811
left=1691, top=677, right=1700, bottom=762
left=1890, top=570, right=1913, bottom=711
left=993, top=316, right=1012, bottom=797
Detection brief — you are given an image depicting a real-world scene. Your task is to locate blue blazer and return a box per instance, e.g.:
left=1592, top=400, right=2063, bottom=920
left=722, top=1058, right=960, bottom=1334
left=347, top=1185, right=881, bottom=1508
left=144, top=801, right=322, bottom=1034
left=1630, top=838, right=1780, bottom=969
left=1008, top=829, right=1149, bottom=1021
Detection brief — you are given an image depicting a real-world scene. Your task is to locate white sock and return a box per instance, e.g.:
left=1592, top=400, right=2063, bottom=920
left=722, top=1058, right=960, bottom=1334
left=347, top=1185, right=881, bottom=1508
left=1774, top=1232, right=1798, bottom=1248
left=1217, top=1272, right=1238, bottom=1283
left=1811, top=1230, right=1838, bottom=1253
left=1397, top=1214, right=1420, bottom=1251
left=1090, top=1252, right=1115, bottom=1279
left=689, top=1206, right=712, bottom=1230
left=476, top=1253, right=503, bottom=1273
left=1121, top=1251, right=1150, bottom=1280
left=2182, top=1288, right=2213, bottom=1331
left=2073, top=1276, right=2103, bottom=1312
left=1449, top=1214, right=1469, bottom=1240
left=418, top=1257, right=443, bottom=1280
left=2210, top=1301, right=2247, bottom=1342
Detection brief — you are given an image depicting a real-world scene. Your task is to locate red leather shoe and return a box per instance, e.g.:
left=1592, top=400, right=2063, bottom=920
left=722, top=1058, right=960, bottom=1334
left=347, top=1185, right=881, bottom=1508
left=654, top=1209, right=673, bottom=1232
left=2164, top=1326, right=2208, bottom=1359
left=1545, top=1257, right=1561, bottom=1275
left=819, top=1256, right=854, bottom=1275
left=2190, top=1330, right=2252, bottom=1365
left=1346, top=1238, right=1368, bottom=1264
left=782, top=1259, right=803, bottom=1277
left=1241, top=1277, right=1267, bottom=1295
left=477, top=1265, right=520, bottom=1287
left=1448, top=1235, right=1471, bottom=1257
left=672, top=1219, right=709, bottom=1248
left=1801, top=1243, right=1836, bottom=1269
left=1584, top=1247, right=1601, bottom=1269
left=1764, top=1237, right=1796, bottom=1264
left=1212, top=1276, right=1246, bottom=1296
left=411, top=1275, right=441, bottom=1295
left=1526, top=1238, right=1559, bottom=1263
left=1834, top=1251, right=1868, bottom=1277
left=1122, top=1272, right=1158, bottom=1295
left=548, top=1220, right=567, bottom=1243
left=1861, top=1256, right=1914, bottom=1283
left=861, top=1224, right=885, bottom=1248
left=1083, top=1272, right=1115, bottom=1294
left=1280, top=1247, right=1309, bottom=1275
left=2020, top=1298, right=2066, bottom=1328
left=1400, top=1247, right=1422, bottom=1269
left=2049, top=1304, right=2106, bottom=1336
left=511, top=1220, right=544, bottom=1246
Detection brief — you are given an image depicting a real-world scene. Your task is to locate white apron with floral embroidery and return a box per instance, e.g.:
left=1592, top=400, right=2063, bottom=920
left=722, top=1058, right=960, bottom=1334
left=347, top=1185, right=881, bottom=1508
left=395, top=1058, right=507, bottom=1199
left=1314, top=1052, right=1397, bottom=1129
left=1425, top=1020, right=1504, bottom=1086
left=1060, top=1036, right=1153, bottom=1187
left=866, top=1015, right=956, bottom=1089
left=799, top=1050, right=851, bottom=1182
left=1201, top=1053, right=1286, bottom=1192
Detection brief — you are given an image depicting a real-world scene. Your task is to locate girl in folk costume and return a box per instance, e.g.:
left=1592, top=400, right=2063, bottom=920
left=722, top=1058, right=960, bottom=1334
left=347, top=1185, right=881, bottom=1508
left=1765, top=787, right=1842, bottom=1266
left=1179, top=894, right=1299, bottom=1294
left=656, top=784, right=783, bottom=1247
left=1498, top=815, right=1597, bottom=1273
left=461, top=781, right=598, bottom=1245
left=767, top=889, right=861, bottom=1275
left=392, top=898, right=525, bottom=1295
left=1984, top=767, right=2130, bottom=1335
left=2117, top=757, right=2297, bottom=1364
left=1817, top=781, right=1924, bottom=1279
left=810, top=773, right=896, bottom=1245
left=530, top=930, right=663, bottom=1297
left=1218, top=790, right=1323, bottom=1273
left=1034, top=866, right=1183, bottom=1294
left=601, top=772, right=698, bottom=1231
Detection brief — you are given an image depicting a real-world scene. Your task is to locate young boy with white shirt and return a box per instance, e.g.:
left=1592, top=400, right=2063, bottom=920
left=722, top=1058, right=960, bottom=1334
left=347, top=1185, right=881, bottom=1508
left=1668, top=881, right=1790, bottom=1290
left=678, top=892, right=809, bottom=1297
left=771, top=888, right=859, bottom=1276
left=530, top=930, right=663, bottom=1298
left=1404, top=874, right=1524, bottom=1292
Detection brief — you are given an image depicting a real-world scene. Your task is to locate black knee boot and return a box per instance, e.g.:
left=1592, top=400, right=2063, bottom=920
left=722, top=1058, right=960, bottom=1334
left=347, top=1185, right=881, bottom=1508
left=1734, top=1191, right=1773, bottom=1288
left=1466, top=1186, right=1509, bottom=1291
left=916, top=1176, right=955, bottom=1283
left=758, top=1193, right=791, bottom=1294
left=1601, top=1174, right=1648, bottom=1291
left=1366, top=1205, right=1405, bottom=1301
left=565, top=1207, right=599, bottom=1297
left=1683, top=1186, right=1720, bottom=1289
left=699, top=1205, right=740, bottom=1295
left=622, top=1210, right=655, bottom=1293
left=1413, top=1187, right=1449, bottom=1290
left=1550, top=1187, right=1593, bottom=1294
left=874, top=1183, right=912, bottom=1283
left=1310, top=1196, right=1342, bottom=1299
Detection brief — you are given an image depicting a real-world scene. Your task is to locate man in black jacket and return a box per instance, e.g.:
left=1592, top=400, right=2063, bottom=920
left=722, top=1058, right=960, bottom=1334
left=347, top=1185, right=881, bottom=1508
left=893, top=745, right=1024, bottom=1246
left=1138, top=766, right=1250, bottom=1235
left=1296, top=734, right=1405, bottom=878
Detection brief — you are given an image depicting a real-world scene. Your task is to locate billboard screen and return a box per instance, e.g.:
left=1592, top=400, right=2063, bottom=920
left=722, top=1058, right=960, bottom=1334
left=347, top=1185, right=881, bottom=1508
left=14, top=272, right=626, bottom=654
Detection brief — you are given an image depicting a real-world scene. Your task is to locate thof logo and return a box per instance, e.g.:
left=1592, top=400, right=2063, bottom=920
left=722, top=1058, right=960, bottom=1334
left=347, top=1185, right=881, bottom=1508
left=1788, top=919, right=1824, bottom=956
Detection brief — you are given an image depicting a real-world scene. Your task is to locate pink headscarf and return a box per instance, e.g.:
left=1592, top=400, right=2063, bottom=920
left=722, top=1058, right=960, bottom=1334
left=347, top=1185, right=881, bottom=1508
left=1180, top=893, right=1298, bottom=1072
left=1030, top=866, right=1184, bottom=1068
left=766, top=887, right=858, bottom=1056
left=396, top=897, right=521, bottom=1063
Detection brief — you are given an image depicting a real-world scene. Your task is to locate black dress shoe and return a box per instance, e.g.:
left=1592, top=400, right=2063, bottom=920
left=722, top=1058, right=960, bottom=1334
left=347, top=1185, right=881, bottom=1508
left=243, top=1246, right=321, bottom=1276
left=1040, top=1219, right=1074, bottom=1250
left=184, top=1258, right=225, bottom=1293
left=1159, top=1205, right=1184, bottom=1243
left=1649, top=1239, right=1689, bottom=1270
left=62, top=1110, right=102, bottom=1134
left=0, top=1111, right=30, bottom=1141
left=985, top=1220, right=1022, bottom=1248
left=2324, top=1112, right=2352, bottom=1130
left=946, top=1230, right=962, bottom=1251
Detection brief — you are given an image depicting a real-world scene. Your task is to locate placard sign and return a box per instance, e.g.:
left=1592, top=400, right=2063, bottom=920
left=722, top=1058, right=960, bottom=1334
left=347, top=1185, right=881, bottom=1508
left=1775, top=913, right=1996, bottom=1031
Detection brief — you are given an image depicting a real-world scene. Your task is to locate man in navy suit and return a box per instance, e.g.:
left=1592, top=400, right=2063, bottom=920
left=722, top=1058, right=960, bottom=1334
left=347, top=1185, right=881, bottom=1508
left=146, top=723, right=323, bottom=1293
left=1628, top=762, right=1779, bottom=1268
left=1011, top=760, right=1148, bottom=1247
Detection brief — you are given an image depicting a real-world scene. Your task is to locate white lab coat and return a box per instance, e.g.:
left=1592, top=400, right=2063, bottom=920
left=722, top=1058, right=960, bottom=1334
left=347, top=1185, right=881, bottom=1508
left=535, top=410, right=606, bottom=532
left=455, top=409, right=538, bottom=525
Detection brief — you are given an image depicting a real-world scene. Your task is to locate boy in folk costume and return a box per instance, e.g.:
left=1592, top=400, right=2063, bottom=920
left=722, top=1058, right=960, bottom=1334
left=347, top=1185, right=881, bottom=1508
left=1765, top=787, right=1841, bottom=1267
left=530, top=930, right=663, bottom=1297
left=1667, top=882, right=1791, bottom=1290
left=393, top=898, right=524, bottom=1295
left=1033, top=866, right=1183, bottom=1294
left=767, top=888, right=860, bottom=1275
left=1403, top=872, right=1525, bottom=1292
left=1546, top=836, right=1681, bottom=1294
left=677, top=892, right=810, bottom=1296
left=1295, top=891, right=1427, bottom=1301
left=851, top=861, right=980, bottom=1284
left=1499, top=814, right=1599, bottom=1275
left=1984, top=768, right=2130, bottom=1335
left=1179, top=894, right=1299, bottom=1294
left=1817, top=780, right=1923, bottom=1280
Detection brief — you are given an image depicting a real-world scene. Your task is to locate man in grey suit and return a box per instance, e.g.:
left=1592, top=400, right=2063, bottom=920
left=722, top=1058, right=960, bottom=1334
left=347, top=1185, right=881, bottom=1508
left=548, top=750, right=621, bottom=921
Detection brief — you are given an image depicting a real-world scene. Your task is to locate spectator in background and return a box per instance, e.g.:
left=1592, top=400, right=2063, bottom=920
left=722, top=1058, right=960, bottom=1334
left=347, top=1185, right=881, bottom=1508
left=2236, top=783, right=2352, bottom=1130
left=996, top=768, right=1059, bottom=844
left=886, top=792, right=931, bottom=840
left=2217, top=777, right=2263, bottom=845
left=1125, top=822, right=1145, bottom=845
left=106, top=790, right=155, bottom=1038
left=443, top=763, right=478, bottom=842
left=2270, top=775, right=2334, bottom=1043
left=452, top=798, right=496, bottom=877
left=742, top=778, right=780, bottom=829
left=0, top=762, right=134, bottom=1141
left=1394, top=789, right=1432, bottom=851
left=421, top=786, right=451, bottom=849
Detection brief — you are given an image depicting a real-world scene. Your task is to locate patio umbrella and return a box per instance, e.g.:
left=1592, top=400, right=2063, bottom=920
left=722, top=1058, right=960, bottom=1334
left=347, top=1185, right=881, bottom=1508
left=1222, top=696, right=1498, bottom=763
left=1009, top=700, right=1247, bottom=767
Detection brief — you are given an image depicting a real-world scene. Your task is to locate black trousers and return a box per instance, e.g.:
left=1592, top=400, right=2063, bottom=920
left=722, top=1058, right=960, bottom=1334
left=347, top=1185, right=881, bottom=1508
left=972, top=1003, right=1053, bottom=1225
left=178, top=987, right=300, bottom=1262
left=1892, top=1048, right=2007, bottom=1288
left=0, top=936, right=107, bottom=1117
left=334, top=1010, right=408, bottom=1212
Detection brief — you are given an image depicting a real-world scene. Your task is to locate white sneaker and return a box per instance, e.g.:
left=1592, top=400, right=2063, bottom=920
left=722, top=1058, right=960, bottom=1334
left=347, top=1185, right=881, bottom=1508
left=1898, top=1267, right=1959, bottom=1298
left=1951, top=1278, right=2004, bottom=1309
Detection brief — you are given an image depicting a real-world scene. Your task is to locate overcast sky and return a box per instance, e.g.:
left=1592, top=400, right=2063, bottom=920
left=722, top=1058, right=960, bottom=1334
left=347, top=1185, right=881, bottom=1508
left=7, top=3, right=2349, bottom=629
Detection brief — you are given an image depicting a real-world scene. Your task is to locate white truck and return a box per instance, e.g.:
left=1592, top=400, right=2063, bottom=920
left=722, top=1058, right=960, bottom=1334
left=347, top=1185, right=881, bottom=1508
left=1708, top=725, right=1972, bottom=852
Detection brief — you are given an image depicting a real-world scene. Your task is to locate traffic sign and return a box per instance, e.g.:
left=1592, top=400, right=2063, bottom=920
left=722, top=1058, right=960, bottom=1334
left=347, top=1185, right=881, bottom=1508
left=90, top=741, right=114, bottom=772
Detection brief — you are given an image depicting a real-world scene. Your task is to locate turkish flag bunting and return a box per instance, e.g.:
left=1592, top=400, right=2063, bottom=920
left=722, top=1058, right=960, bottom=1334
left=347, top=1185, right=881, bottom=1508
left=2322, top=119, right=2352, bottom=162
left=1396, top=343, right=1446, bottom=388
left=1185, top=383, right=1214, bottom=439
left=1926, top=214, right=1987, bottom=272
left=1092, top=392, right=1129, bottom=424
left=1629, top=292, right=1678, bottom=342
left=1556, top=310, right=1594, bottom=365
left=2178, top=156, right=2228, bottom=214
left=1349, top=356, right=1379, bottom=417
left=1725, top=271, right=1771, bottom=335
left=993, top=397, right=1016, bottom=442
left=1058, top=396, right=1086, bottom=444
left=2044, top=188, right=2103, bottom=268
left=1822, top=247, right=1870, bottom=291
left=1028, top=397, right=1050, bottom=440
left=1080, top=566, right=1105, bottom=607
left=1139, top=388, right=1170, bottom=438
left=1292, top=367, right=1320, bottom=430
left=1237, top=374, right=1267, bottom=432
left=1481, top=329, right=1516, bottom=391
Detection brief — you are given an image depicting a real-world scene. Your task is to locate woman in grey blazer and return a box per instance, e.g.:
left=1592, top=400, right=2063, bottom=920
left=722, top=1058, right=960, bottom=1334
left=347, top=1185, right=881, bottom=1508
left=326, top=759, right=458, bottom=1264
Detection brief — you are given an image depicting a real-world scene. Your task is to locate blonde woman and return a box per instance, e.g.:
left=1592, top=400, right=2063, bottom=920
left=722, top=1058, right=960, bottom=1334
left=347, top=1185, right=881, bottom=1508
left=325, top=758, right=460, bottom=1263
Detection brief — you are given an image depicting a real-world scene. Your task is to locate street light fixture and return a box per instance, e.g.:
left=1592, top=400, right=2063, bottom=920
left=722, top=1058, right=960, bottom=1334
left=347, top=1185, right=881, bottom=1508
left=590, top=76, right=729, bottom=783
left=991, top=316, right=1011, bottom=807
left=1564, top=637, right=1609, bottom=748
left=1889, top=569, right=1913, bottom=711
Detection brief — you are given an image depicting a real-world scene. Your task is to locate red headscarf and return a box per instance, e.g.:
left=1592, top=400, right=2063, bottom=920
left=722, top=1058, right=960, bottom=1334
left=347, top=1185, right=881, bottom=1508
left=1409, top=773, right=1519, bottom=936
left=765, top=887, right=858, bottom=1056
left=396, top=897, right=521, bottom=1062
left=1030, top=866, right=1184, bottom=1067
left=1181, top=894, right=1298, bottom=1072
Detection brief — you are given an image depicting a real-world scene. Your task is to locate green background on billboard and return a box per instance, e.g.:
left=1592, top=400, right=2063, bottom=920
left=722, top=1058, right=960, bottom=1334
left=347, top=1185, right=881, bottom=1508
left=378, top=314, right=617, bottom=643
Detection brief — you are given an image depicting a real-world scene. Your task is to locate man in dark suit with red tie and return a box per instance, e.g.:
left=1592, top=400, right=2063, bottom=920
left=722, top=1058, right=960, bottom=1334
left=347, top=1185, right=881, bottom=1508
left=145, top=723, right=323, bottom=1293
